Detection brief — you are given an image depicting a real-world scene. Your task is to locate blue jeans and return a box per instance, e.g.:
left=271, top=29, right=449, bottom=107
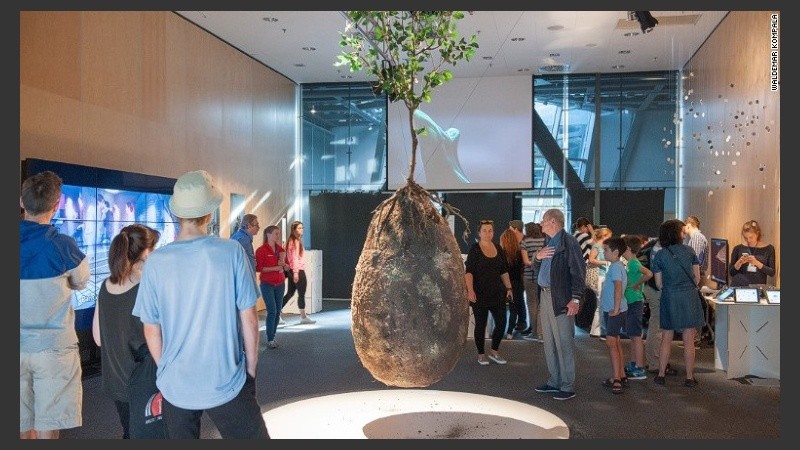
left=260, top=282, right=285, bottom=342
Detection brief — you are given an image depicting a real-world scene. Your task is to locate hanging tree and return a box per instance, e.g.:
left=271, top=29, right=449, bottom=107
left=337, top=11, right=479, bottom=387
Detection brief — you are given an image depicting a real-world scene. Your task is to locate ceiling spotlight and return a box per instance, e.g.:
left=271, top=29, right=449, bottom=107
left=632, top=11, right=658, bottom=34
left=310, top=105, right=316, bottom=114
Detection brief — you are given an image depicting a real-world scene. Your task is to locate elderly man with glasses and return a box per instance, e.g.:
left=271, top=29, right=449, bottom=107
left=531, top=209, right=586, bottom=401
left=231, top=214, right=260, bottom=274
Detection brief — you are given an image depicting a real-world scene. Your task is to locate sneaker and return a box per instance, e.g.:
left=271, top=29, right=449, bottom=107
left=553, top=390, right=576, bottom=401
left=654, top=375, right=666, bottom=385
left=599, top=335, right=607, bottom=341
left=523, top=335, right=542, bottom=342
left=268, top=341, right=278, bottom=349
left=477, top=356, right=490, bottom=366
left=300, top=317, right=316, bottom=324
left=535, top=384, right=560, bottom=393
left=627, top=367, right=647, bottom=380
left=278, top=317, right=286, bottom=325
left=505, top=334, right=514, bottom=340
left=488, top=354, right=507, bottom=365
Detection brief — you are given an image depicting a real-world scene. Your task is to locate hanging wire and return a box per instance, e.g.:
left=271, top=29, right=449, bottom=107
left=420, top=11, right=526, bottom=170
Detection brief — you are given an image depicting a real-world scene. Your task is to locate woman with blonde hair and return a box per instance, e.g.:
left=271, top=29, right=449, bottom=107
left=588, top=227, right=613, bottom=338
left=729, top=220, right=776, bottom=287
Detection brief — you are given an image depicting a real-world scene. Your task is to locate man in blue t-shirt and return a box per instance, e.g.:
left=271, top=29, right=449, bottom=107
left=133, top=170, right=268, bottom=439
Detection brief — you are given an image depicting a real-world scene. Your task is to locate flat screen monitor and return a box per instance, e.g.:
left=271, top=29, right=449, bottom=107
left=52, top=184, right=179, bottom=311
left=387, top=75, right=533, bottom=191
left=766, top=289, right=780, bottom=304
left=734, top=287, right=760, bottom=304
left=710, top=238, right=729, bottom=287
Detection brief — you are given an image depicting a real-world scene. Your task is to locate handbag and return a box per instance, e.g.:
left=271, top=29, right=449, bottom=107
left=585, top=264, right=600, bottom=294
left=128, top=345, right=167, bottom=439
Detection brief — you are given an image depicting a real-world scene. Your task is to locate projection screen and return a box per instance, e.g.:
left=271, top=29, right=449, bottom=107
left=387, top=75, right=533, bottom=191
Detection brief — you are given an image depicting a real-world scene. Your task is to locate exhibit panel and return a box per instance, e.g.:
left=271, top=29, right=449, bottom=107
left=712, top=298, right=779, bottom=379
left=283, top=249, right=323, bottom=314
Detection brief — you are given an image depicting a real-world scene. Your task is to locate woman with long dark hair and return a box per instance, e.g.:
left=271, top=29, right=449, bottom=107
left=282, top=221, right=315, bottom=324
left=651, top=219, right=705, bottom=387
left=465, top=220, right=514, bottom=365
left=92, top=224, right=164, bottom=438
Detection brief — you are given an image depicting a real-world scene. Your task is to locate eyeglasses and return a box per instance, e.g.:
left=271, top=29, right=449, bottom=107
left=480, top=219, right=494, bottom=225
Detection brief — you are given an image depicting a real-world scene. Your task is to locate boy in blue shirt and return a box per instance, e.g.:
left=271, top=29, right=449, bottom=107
left=600, top=237, right=628, bottom=394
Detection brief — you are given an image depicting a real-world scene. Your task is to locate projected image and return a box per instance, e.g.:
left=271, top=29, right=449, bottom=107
left=388, top=75, right=533, bottom=191
left=52, top=185, right=179, bottom=310
left=413, top=110, right=469, bottom=185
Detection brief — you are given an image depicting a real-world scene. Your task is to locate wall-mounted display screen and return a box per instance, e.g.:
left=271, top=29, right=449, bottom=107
left=52, top=185, right=179, bottom=311
left=387, top=75, right=533, bottom=191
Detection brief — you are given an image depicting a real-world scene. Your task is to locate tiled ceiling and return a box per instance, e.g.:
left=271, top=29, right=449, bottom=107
left=175, top=10, right=728, bottom=84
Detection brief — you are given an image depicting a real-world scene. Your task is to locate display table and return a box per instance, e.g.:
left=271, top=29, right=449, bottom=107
left=711, top=297, right=779, bottom=379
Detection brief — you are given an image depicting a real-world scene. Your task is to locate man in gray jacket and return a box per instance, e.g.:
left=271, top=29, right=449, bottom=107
left=532, top=209, right=586, bottom=400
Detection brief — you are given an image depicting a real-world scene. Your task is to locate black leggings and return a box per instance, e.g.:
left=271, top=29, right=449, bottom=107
left=472, top=304, right=506, bottom=353
left=282, top=269, right=307, bottom=310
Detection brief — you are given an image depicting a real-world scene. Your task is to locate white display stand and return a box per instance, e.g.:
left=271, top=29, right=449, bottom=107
left=283, top=249, right=322, bottom=314
left=712, top=297, right=779, bottom=379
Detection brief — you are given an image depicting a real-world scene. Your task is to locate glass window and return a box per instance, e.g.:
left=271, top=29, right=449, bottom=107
left=301, top=83, right=388, bottom=192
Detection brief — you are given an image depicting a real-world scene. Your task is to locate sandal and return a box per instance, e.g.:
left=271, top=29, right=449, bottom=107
left=601, top=378, right=615, bottom=388
left=611, top=379, right=624, bottom=394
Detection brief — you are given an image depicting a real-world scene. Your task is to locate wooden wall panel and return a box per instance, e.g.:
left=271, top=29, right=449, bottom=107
left=19, top=85, right=82, bottom=158
left=81, top=12, right=143, bottom=116
left=681, top=11, right=780, bottom=285
left=141, top=12, right=167, bottom=123
left=20, top=11, right=298, bottom=253
left=20, top=12, right=81, bottom=101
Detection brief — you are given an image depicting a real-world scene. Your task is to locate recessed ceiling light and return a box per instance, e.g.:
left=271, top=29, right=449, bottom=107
left=510, top=37, right=525, bottom=42
left=547, top=25, right=564, bottom=31
left=294, top=63, right=305, bottom=67
left=623, top=32, right=640, bottom=37
left=549, top=53, right=560, bottom=57
left=482, top=56, right=493, bottom=60
left=302, top=47, right=316, bottom=51
left=586, top=43, right=597, bottom=47
left=611, top=64, right=625, bottom=69
left=517, top=68, right=531, bottom=72
left=618, top=50, right=631, bottom=54
left=262, top=17, right=278, bottom=22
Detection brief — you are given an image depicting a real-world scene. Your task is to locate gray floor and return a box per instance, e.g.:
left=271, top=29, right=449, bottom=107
left=64, top=299, right=780, bottom=439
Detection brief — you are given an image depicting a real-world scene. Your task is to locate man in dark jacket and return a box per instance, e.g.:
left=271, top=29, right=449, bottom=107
left=532, top=209, right=585, bottom=400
